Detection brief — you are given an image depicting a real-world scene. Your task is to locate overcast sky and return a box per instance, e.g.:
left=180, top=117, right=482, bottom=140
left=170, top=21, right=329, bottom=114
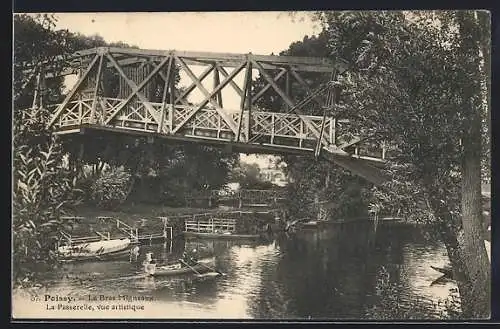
left=51, top=12, right=322, bottom=167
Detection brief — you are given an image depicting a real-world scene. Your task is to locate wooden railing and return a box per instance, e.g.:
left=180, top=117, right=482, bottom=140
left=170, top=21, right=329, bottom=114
left=185, top=217, right=237, bottom=233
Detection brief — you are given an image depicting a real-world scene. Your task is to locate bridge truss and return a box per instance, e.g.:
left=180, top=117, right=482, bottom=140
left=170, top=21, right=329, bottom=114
left=27, top=46, right=390, bottom=184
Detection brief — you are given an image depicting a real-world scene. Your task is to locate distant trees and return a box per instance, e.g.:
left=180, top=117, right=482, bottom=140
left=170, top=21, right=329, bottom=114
left=231, top=162, right=279, bottom=190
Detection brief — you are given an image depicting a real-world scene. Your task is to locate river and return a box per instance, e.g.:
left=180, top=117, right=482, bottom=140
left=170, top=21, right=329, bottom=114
left=12, top=221, right=459, bottom=320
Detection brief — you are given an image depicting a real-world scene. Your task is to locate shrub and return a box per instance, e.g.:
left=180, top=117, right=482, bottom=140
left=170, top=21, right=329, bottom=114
left=90, top=166, right=132, bottom=209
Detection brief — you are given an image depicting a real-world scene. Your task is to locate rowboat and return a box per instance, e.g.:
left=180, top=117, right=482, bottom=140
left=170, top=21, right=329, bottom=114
left=144, top=257, right=216, bottom=277
left=58, top=238, right=131, bottom=261
left=183, top=231, right=261, bottom=240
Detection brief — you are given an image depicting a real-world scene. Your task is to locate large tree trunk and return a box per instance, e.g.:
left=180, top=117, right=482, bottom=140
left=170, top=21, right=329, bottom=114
left=429, top=175, right=489, bottom=319
left=458, top=100, right=491, bottom=318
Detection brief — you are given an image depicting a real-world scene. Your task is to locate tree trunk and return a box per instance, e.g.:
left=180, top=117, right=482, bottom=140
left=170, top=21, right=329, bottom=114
left=458, top=101, right=491, bottom=318
left=429, top=179, right=489, bottom=319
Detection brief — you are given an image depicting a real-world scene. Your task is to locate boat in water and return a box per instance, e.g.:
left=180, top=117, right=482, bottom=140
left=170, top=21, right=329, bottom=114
left=144, top=257, right=216, bottom=277
left=183, top=231, right=261, bottom=240
left=58, top=238, right=131, bottom=261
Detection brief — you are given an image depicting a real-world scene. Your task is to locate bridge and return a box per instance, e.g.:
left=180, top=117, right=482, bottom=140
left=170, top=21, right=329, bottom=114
left=27, top=46, right=391, bottom=185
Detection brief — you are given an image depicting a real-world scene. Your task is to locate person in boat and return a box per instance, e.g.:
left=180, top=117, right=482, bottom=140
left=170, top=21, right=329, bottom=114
left=130, top=246, right=140, bottom=262
left=143, top=252, right=157, bottom=275
left=180, top=249, right=198, bottom=267
left=143, top=252, right=156, bottom=265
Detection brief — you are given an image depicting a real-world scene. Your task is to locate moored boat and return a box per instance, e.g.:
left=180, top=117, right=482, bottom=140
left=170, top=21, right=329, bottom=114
left=183, top=231, right=261, bottom=240
left=58, top=238, right=131, bottom=261
left=144, top=257, right=216, bottom=277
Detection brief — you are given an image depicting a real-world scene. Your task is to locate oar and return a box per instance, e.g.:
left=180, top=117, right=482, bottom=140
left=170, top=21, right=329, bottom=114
left=195, top=261, right=226, bottom=276
left=179, top=259, right=202, bottom=275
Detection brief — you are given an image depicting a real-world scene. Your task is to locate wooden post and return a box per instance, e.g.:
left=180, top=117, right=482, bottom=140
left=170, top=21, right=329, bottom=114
left=237, top=60, right=251, bottom=142
left=247, top=63, right=253, bottom=142
left=285, top=68, right=291, bottom=110
left=90, top=54, right=105, bottom=123
left=213, top=65, right=223, bottom=108
left=159, top=56, right=173, bottom=133
left=169, top=227, right=173, bottom=251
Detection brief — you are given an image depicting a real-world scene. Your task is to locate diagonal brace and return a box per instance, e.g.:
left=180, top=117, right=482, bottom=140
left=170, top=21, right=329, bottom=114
left=47, top=54, right=100, bottom=128
left=216, top=64, right=244, bottom=98
left=251, top=59, right=329, bottom=147
left=289, top=69, right=326, bottom=108
left=104, top=53, right=168, bottom=125
left=251, top=69, right=287, bottom=104
left=174, top=64, right=215, bottom=105
left=172, top=56, right=240, bottom=134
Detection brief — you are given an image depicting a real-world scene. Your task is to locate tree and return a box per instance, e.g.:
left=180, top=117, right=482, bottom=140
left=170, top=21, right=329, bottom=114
left=13, top=14, right=83, bottom=286
left=231, top=162, right=276, bottom=190
left=311, top=10, right=491, bottom=318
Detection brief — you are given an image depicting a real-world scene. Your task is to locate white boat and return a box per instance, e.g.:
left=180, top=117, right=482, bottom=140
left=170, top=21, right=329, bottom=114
left=58, top=238, right=131, bottom=259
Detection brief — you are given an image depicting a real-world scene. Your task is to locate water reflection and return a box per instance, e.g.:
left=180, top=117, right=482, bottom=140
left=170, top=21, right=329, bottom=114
left=29, top=221, right=456, bottom=319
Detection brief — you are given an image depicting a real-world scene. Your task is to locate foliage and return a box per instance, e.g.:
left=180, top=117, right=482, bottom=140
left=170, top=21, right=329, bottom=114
left=254, top=10, right=490, bottom=317
left=365, top=265, right=462, bottom=320
left=13, top=133, right=82, bottom=286
left=13, top=15, right=85, bottom=286
left=310, top=10, right=490, bottom=318
left=77, top=135, right=239, bottom=205
left=89, top=166, right=132, bottom=209
left=231, top=162, right=278, bottom=190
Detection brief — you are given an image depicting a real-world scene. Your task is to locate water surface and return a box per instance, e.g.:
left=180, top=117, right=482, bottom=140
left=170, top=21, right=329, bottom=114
left=14, top=221, right=458, bottom=319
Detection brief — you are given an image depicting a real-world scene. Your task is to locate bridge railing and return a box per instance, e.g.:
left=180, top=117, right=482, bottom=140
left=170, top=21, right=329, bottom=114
left=48, top=96, right=389, bottom=162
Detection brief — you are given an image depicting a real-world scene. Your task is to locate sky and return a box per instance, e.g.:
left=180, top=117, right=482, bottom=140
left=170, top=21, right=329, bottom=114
left=51, top=12, right=322, bottom=167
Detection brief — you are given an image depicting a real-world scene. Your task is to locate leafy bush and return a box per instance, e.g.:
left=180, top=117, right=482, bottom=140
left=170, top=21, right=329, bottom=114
left=90, top=166, right=132, bottom=209
left=13, top=110, right=83, bottom=287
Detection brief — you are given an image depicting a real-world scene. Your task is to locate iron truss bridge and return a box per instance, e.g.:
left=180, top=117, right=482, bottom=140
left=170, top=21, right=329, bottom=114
left=26, top=46, right=391, bottom=185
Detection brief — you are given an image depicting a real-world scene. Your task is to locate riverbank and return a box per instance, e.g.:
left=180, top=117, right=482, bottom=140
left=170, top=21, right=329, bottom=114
left=72, top=203, right=278, bottom=221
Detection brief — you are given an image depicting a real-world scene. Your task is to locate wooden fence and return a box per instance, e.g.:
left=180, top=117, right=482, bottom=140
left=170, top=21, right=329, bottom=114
left=185, top=217, right=237, bottom=234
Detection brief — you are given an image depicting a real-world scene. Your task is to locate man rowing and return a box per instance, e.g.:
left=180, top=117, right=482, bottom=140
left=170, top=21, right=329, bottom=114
left=180, top=249, right=199, bottom=267
left=143, top=252, right=157, bottom=275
